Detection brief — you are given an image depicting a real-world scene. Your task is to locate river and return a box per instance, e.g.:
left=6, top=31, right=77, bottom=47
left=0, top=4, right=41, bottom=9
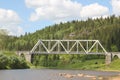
left=0, top=69, right=120, bottom=80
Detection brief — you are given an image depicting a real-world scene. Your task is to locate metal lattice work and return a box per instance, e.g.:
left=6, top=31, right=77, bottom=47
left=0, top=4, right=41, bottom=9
left=30, top=40, right=107, bottom=54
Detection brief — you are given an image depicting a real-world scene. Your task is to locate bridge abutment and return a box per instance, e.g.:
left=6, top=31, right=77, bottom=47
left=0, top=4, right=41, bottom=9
left=16, top=51, right=31, bottom=63
left=111, top=52, right=120, bottom=59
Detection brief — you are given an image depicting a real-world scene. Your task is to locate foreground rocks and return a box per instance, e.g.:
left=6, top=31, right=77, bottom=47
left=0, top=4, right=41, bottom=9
left=58, top=73, right=103, bottom=80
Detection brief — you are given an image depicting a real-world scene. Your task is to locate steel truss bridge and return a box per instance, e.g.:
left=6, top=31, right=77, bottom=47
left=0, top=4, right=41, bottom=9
left=30, top=40, right=108, bottom=54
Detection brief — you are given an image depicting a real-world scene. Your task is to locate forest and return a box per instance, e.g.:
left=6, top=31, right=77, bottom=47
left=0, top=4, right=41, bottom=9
left=1, top=15, right=120, bottom=52
left=0, top=15, right=120, bottom=69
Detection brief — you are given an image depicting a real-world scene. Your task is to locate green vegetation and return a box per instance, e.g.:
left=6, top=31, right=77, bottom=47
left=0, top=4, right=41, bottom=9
left=31, top=54, right=120, bottom=71
left=0, top=51, right=30, bottom=69
left=55, top=59, right=105, bottom=70
left=103, top=59, right=120, bottom=71
left=1, top=15, right=120, bottom=70
left=109, top=59, right=120, bottom=70
left=32, top=54, right=106, bottom=70
left=1, top=15, right=120, bottom=52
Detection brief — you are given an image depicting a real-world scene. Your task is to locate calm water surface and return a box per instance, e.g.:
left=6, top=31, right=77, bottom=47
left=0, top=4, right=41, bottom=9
left=0, top=69, right=120, bottom=80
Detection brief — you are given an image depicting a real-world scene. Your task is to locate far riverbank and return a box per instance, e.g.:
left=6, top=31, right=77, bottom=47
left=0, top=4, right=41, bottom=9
left=30, top=59, right=120, bottom=72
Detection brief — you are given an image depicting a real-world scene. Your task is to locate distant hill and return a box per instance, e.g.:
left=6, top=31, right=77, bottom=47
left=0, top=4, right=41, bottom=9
left=3, top=15, right=120, bottom=52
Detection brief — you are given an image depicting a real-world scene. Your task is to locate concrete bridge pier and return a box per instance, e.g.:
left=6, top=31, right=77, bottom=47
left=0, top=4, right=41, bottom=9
left=24, top=53, right=31, bottom=63
left=105, top=53, right=112, bottom=65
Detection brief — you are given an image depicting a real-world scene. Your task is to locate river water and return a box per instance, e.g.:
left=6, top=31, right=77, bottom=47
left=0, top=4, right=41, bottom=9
left=0, top=69, right=120, bottom=80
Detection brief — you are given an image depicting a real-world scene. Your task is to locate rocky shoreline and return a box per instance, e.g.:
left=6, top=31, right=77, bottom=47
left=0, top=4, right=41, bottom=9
left=59, top=73, right=103, bottom=79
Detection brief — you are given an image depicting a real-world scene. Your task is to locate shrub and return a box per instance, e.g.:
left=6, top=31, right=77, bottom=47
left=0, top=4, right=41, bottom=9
left=9, top=56, right=29, bottom=69
left=0, top=54, right=9, bottom=69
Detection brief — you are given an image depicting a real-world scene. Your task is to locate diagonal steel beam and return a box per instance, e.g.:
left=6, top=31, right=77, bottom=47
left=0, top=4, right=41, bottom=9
left=88, top=41, right=97, bottom=53
left=69, top=41, right=77, bottom=53
left=30, top=40, right=41, bottom=53
left=59, top=41, right=69, bottom=53
left=78, top=41, right=87, bottom=53
left=50, top=41, right=58, bottom=52
left=97, top=41, right=107, bottom=54
left=40, top=41, right=50, bottom=53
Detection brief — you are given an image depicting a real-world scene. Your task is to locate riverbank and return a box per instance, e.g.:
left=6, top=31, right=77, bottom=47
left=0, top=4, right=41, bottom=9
left=1, top=51, right=120, bottom=71
left=31, top=59, right=120, bottom=72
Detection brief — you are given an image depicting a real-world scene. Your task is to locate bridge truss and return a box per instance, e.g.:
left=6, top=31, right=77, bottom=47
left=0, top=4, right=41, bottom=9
left=30, top=40, right=107, bottom=54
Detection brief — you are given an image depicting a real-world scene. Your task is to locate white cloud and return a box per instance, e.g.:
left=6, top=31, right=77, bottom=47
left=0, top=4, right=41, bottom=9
left=25, top=0, right=82, bottom=22
left=111, top=0, right=120, bottom=16
left=0, top=8, right=21, bottom=24
left=0, top=8, right=24, bottom=36
left=80, top=3, right=109, bottom=19
left=25, top=0, right=110, bottom=22
left=25, top=0, right=50, bottom=8
left=0, top=24, right=24, bottom=36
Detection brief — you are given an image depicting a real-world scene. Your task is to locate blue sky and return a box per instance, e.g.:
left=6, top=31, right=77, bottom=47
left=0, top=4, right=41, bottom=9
left=0, top=0, right=120, bottom=36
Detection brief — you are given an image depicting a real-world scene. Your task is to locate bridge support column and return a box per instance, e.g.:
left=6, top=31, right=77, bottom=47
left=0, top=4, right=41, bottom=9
left=105, top=53, right=112, bottom=65
left=24, top=53, right=31, bottom=63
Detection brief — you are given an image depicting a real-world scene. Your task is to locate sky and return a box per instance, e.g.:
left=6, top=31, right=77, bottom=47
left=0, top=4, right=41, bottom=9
left=0, top=0, right=120, bottom=36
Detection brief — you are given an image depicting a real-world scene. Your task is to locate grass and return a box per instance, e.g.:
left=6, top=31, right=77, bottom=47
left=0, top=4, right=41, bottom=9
left=1, top=51, right=17, bottom=56
left=32, top=59, right=120, bottom=72
left=32, top=59, right=106, bottom=70
left=55, top=59, right=105, bottom=70
left=1, top=51, right=120, bottom=71
left=104, top=59, right=120, bottom=71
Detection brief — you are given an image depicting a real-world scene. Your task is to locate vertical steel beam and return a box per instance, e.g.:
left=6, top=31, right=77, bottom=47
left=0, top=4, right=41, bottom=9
left=96, top=41, right=98, bottom=53
left=58, top=41, right=60, bottom=53
left=48, top=41, right=51, bottom=51
left=86, top=41, right=89, bottom=53
left=39, top=43, right=41, bottom=52
left=77, top=41, right=79, bottom=53
left=67, top=41, right=69, bottom=51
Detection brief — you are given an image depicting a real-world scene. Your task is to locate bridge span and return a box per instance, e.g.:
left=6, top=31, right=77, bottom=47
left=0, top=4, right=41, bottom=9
left=16, top=40, right=120, bottom=65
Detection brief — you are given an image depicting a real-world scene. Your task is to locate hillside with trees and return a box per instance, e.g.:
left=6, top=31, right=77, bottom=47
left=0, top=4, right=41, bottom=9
left=1, top=15, right=120, bottom=69
left=1, top=15, right=120, bottom=52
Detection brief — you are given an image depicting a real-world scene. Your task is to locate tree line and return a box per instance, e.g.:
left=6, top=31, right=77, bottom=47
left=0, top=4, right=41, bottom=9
left=1, top=15, right=120, bottom=52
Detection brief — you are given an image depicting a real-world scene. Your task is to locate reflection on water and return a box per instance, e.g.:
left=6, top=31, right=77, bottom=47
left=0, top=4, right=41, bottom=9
left=0, top=69, right=120, bottom=80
